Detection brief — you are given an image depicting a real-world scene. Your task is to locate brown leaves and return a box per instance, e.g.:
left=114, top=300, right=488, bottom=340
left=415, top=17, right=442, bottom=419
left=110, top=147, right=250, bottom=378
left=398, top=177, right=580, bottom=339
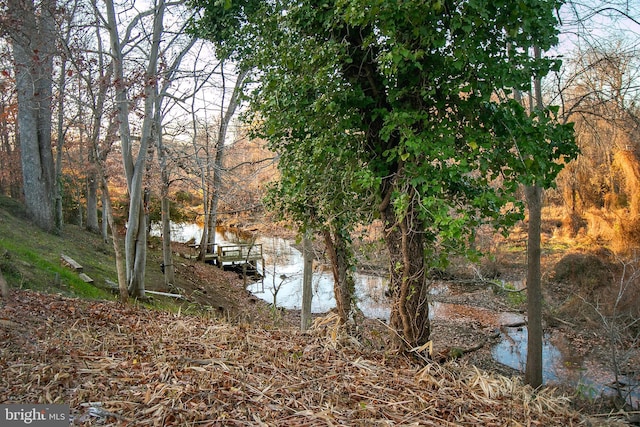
left=0, top=289, right=582, bottom=426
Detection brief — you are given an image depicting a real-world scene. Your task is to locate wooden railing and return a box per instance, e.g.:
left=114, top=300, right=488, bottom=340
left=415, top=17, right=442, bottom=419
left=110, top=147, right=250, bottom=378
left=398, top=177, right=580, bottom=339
left=216, top=243, right=263, bottom=265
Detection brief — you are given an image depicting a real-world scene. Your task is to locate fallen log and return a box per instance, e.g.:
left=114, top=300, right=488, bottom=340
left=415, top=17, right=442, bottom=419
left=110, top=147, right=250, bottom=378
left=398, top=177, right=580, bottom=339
left=145, top=289, right=185, bottom=299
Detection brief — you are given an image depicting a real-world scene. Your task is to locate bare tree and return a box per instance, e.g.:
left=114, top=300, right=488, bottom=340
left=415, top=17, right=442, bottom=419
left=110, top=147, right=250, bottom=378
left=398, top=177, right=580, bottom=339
left=4, top=0, right=59, bottom=232
left=204, top=66, right=247, bottom=253
left=100, top=0, right=178, bottom=298
left=0, top=43, right=21, bottom=198
left=154, top=31, right=198, bottom=286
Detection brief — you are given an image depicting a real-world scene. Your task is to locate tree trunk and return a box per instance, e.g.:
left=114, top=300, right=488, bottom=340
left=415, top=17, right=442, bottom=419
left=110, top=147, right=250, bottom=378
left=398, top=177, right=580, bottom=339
left=152, top=33, right=197, bottom=277
left=332, top=25, right=430, bottom=349
left=9, top=0, right=58, bottom=233
left=524, top=184, right=543, bottom=388
left=301, top=231, right=313, bottom=331
left=87, top=21, right=111, bottom=237
left=380, top=174, right=430, bottom=351
left=101, top=191, right=109, bottom=243
left=86, top=168, right=99, bottom=233
left=323, top=226, right=356, bottom=325
left=196, top=126, right=211, bottom=261
left=198, top=181, right=210, bottom=260
left=76, top=184, right=83, bottom=227
left=0, top=267, right=8, bottom=301
left=106, top=0, right=165, bottom=298
left=0, top=98, right=21, bottom=198
left=524, top=45, right=544, bottom=388
left=54, top=39, right=68, bottom=233
left=157, top=98, right=174, bottom=284
left=101, top=176, right=128, bottom=302
left=160, top=187, right=175, bottom=285
left=207, top=67, right=248, bottom=251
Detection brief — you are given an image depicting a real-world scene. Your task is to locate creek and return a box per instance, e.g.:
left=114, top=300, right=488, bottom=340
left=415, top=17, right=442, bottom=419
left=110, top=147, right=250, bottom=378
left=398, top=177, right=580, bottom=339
left=153, top=222, right=639, bottom=408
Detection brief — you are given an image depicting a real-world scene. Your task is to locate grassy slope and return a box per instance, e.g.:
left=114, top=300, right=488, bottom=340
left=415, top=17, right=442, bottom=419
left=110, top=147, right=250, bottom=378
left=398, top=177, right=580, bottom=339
left=0, top=196, right=114, bottom=300
left=0, top=195, right=248, bottom=317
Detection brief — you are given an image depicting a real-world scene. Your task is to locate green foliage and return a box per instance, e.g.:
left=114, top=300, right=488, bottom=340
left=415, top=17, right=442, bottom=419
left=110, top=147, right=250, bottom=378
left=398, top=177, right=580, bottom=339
left=0, top=196, right=114, bottom=300
left=502, top=281, right=527, bottom=307
left=190, top=0, right=577, bottom=268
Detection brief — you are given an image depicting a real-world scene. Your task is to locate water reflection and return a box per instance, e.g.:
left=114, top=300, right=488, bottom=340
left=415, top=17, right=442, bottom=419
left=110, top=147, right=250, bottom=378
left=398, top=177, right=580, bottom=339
left=151, top=222, right=203, bottom=244
left=492, top=327, right=639, bottom=407
left=150, top=222, right=392, bottom=317
left=153, top=222, right=639, bottom=408
left=491, top=328, right=562, bottom=380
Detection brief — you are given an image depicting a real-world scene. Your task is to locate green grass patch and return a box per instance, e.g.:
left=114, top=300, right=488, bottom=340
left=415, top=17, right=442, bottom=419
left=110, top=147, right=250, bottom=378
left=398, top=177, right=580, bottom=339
left=492, top=280, right=527, bottom=307
left=0, top=196, right=231, bottom=317
left=0, top=237, right=111, bottom=299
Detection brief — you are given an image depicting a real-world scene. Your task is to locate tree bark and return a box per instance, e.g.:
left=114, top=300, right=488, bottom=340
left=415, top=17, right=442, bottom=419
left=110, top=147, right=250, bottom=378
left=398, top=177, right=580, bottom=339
left=301, top=231, right=313, bottom=331
left=101, top=175, right=128, bottom=302
left=323, top=226, right=356, bottom=325
left=380, top=174, right=430, bottom=350
left=86, top=158, right=100, bottom=233
left=8, top=0, right=58, bottom=233
left=0, top=267, right=8, bottom=301
left=524, top=45, right=545, bottom=388
left=524, top=184, right=543, bottom=388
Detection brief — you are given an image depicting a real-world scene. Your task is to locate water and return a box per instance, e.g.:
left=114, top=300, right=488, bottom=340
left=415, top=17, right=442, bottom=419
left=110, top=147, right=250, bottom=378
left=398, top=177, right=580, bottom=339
left=150, top=222, right=391, bottom=317
left=152, top=222, right=639, bottom=407
left=248, top=235, right=391, bottom=319
left=492, top=328, right=563, bottom=381
left=492, top=326, right=639, bottom=407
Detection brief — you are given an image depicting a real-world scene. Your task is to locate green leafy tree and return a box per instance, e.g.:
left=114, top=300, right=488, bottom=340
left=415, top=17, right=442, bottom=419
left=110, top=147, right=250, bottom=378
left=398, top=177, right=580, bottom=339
left=190, top=0, right=577, bottom=350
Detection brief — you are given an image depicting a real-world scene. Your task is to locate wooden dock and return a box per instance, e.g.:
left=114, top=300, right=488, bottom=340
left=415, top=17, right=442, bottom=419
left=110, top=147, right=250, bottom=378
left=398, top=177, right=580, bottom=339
left=190, top=243, right=263, bottom=264
left=216, top=243, right=264, bottom=287
left=190, top=243, right=265, bottom=287
left=215, top=243, right=263, bottom=267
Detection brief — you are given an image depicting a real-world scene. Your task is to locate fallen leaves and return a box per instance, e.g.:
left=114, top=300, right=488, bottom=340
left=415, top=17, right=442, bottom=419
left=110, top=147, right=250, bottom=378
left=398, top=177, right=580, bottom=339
left=0, top=289, right=584, bottom=426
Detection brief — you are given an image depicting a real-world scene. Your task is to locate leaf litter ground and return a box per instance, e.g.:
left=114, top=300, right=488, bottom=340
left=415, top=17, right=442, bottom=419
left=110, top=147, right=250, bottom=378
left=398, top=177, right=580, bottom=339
left=0, top=289, right=589, bottom=426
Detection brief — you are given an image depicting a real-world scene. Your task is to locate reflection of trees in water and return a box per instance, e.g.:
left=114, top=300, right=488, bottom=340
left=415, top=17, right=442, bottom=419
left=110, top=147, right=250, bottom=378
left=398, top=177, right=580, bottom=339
left=355, top=276, right=389, bottom=320
left=261, top=236, right=295, bottom=266
left=357, top=276, right=387, bottom=303
left=492, top=328, right=640, bottom=406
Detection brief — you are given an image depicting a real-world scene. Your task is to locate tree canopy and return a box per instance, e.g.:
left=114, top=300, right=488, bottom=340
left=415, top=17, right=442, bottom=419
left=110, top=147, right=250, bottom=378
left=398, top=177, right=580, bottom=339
left=193, top=0, right=579, bottom=348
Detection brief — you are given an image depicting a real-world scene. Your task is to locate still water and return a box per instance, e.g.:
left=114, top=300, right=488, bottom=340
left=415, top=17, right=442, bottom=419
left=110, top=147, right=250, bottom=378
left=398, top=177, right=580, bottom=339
left=150, top=222, right=391, bottom=317
left=153, top=222, right=639, bottom=407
